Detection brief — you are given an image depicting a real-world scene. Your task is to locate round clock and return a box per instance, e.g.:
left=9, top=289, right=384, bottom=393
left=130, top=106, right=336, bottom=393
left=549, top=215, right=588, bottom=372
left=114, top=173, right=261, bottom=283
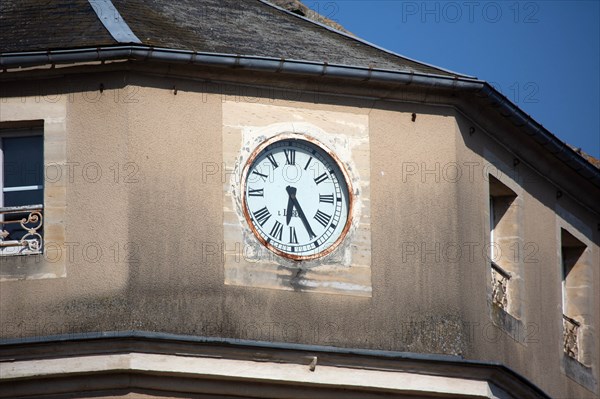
left=241, top=133, right=353, bottom=261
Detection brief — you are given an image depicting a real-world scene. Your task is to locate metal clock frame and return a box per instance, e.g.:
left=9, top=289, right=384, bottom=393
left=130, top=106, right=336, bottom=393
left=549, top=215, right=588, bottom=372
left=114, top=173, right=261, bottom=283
left=240, top=132, right=354, bottom=261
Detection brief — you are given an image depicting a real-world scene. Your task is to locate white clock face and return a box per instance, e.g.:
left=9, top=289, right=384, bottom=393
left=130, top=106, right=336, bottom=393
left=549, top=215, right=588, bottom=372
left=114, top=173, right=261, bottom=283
left=242, top=135, right=352, bottom=260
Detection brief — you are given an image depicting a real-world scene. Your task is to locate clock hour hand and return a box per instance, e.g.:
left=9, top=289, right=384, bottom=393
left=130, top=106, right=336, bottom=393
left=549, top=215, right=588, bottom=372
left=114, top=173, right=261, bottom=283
left=286, top=186, right=316, bottom=239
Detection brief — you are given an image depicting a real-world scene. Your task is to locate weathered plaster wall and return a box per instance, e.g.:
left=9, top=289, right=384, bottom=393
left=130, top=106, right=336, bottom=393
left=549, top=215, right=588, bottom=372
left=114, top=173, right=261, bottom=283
left=0, top=71, right=598, bottom=398
left=0, top=75, right=132, bottom=334
left=221, top=101, right=372, bottom=296
left=454, top=111, right=600, bottom=398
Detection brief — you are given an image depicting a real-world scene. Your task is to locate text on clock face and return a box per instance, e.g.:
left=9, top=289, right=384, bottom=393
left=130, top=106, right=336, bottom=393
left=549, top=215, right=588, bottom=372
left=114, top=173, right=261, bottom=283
left=280, top=208, right=298, bottom=217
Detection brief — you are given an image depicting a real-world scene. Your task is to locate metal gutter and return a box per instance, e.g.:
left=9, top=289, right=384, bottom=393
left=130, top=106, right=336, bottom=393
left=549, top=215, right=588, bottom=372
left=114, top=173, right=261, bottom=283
left=0, top=46, right=481, bottom=90
left=1, top=45, right=599, bottom=188
left=0, top=330, right=550, bottom=398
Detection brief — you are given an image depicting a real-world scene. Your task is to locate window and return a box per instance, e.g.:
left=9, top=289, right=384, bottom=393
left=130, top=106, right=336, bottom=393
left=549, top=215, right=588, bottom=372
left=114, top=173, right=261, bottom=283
left=489, top=175, right=518, bottom=312
left=0, top=128, right=44, bottom=255
left=561, top=228, right=587, bottom=364
left=0, top=104, right=65, bottom=281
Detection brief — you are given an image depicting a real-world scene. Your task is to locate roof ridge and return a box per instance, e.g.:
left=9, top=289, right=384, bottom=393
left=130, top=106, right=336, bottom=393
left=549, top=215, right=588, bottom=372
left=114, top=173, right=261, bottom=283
left=257, top=0, right=475, bottom=79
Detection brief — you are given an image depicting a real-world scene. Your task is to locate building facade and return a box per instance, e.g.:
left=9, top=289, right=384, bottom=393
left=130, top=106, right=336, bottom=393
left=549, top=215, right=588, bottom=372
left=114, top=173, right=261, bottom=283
left=1, top=1, right=599, bottom=398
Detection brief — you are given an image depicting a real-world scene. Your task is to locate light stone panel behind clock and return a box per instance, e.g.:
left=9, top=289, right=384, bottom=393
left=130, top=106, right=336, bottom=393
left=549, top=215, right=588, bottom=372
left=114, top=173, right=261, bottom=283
left=222, top=101, right=372, bottom=297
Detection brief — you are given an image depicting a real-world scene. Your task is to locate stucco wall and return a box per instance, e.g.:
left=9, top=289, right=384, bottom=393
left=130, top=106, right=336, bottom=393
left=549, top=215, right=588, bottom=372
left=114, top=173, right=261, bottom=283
left=454, top=111, right=600, bottom=398
left=0, top=71, right=598, bottom=398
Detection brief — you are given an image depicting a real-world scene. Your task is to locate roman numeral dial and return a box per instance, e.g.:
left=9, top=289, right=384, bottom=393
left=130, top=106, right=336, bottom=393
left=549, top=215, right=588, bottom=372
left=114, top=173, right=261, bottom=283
left=269, top=221, right=283, bottom=241
left=313, top=210, right=331, bottom=227
left=252, top=207, right=271, bottom=227
left=284, top=149, right=295, bottom=165
left=319, top=194, right=334, bottom=204
left=243, top=135, right=351, bottom=260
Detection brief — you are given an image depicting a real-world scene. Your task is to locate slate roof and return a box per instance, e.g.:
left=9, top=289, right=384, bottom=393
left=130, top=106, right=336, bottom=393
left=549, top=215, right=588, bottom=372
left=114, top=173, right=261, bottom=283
left=0, top=0, right=115, bottom=53
left=0, top=0, right=461, bottom=77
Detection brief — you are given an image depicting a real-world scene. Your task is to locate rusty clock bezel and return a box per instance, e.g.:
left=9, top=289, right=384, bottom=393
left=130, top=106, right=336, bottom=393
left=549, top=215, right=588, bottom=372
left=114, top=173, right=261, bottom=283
left=240, top=133, right=354, bottom=261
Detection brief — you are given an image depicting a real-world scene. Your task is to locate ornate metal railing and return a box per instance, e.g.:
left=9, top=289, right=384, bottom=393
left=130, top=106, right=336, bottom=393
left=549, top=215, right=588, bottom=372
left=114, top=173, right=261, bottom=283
left=491, top=261, right=511, bottom=310
left=0, top=205, right=43, bottom=255
left=563, top=314, right=580, bottom=360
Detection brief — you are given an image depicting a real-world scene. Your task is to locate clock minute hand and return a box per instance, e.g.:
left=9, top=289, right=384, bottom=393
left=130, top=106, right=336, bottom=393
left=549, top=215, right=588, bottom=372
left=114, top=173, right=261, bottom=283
left=286, top=186, right=316, bottom=239
left=293, top=198, right=317, bottom=239
left=285, top=195, right=294, bottom=226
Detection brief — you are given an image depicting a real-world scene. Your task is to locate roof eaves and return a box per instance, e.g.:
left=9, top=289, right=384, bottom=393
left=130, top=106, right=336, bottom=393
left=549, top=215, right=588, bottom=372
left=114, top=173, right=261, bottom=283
left=0, top=46, right=474, bottom=82
left=1, top=45, right=598, bottom=190
left=477, top=83, right=600, bottom=180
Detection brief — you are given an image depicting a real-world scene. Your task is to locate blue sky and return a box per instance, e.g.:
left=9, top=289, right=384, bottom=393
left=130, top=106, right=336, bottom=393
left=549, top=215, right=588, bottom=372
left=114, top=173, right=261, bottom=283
left=306, top=1, right=600, bottom=158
